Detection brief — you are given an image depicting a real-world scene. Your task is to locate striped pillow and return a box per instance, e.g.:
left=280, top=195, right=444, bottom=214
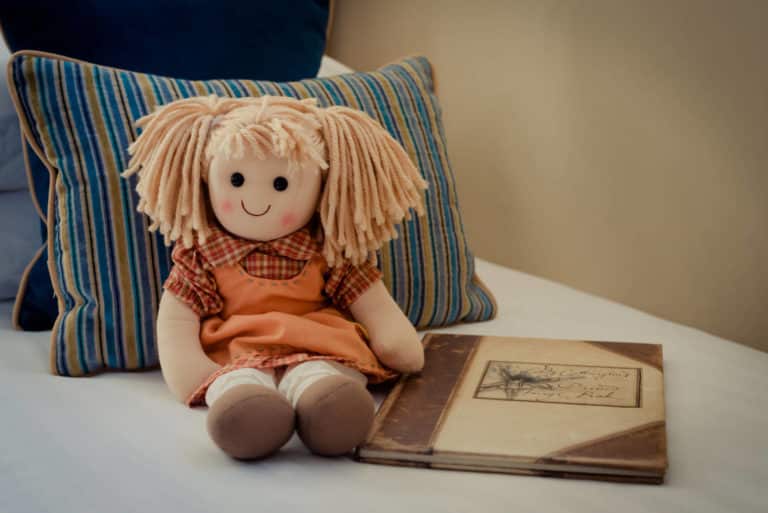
left=9, top=51, right=496, bottom=376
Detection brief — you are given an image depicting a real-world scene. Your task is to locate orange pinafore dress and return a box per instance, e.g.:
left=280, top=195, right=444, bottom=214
left=186, top=255, right=396, bottom=406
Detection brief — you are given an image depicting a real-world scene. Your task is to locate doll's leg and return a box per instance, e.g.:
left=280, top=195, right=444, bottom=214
left=278, top=360, right=374, bottom=456
left=206, top=368, right=294, bottom=460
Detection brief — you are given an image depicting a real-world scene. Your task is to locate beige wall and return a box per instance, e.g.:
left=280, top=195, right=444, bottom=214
left=328, top=0, right=768, bottom=351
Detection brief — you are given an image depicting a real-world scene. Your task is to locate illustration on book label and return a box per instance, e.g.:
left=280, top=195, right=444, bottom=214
left=474, top=361, right=641, bottom=408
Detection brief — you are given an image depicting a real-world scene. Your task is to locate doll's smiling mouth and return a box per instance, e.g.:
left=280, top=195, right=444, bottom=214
left=241, top=200, right=271, bottom=217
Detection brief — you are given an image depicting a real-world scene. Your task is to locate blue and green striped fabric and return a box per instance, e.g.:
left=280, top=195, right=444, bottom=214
left=9, top=51, right=496, bottom=376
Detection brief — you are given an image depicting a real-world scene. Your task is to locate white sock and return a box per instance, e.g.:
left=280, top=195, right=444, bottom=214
left=277, top=360, right=367, bottom=408
left=205, top=368, right=276, bottom=407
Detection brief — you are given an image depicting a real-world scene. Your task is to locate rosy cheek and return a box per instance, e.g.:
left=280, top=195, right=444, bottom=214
left=220, top=200, right=233, bottom=214
left=281, top=212, right=297, bottom=228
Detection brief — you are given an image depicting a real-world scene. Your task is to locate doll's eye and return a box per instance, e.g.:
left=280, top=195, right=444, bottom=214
left=230, top=172, right=245, bottom=188
left=273, top=176, right=289, bottom=191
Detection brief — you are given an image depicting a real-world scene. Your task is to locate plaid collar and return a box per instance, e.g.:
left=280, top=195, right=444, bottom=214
left=197, top=223, right=320, bottom=268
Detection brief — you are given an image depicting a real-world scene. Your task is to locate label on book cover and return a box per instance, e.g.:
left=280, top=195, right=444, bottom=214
left=475, top=361, right=641, bottom=408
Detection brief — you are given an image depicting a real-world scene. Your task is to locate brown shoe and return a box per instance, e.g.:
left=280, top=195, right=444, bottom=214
left=295, top=375, right=375, bottom=456
left=206, top=384, right=295, bottom=460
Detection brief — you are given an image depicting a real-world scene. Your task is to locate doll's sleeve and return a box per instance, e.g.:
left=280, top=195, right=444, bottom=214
left=163, top=242, right=223, bottom=317
left=324, top=259, right=383, bottom=310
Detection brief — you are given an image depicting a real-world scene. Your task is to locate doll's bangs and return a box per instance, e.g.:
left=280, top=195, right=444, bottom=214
left=207, top=98, right=329, bottom=175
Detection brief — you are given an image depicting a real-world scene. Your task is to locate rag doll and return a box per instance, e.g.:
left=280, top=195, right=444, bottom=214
left=123, top=95, right=427, bottom=460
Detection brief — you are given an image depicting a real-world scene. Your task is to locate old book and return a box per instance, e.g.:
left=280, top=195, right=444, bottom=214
left=357, top=334, right=667, bottom=484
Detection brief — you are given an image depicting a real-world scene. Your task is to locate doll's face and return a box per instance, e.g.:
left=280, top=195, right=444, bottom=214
left=207, top=152, right=322, bottom=241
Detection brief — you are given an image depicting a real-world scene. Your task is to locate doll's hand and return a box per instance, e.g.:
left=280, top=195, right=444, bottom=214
left=348, top=280, right=424, bottom=374
left=368, top=324, right=424, bottom=374
left=157, top=292, right=222, bottom=403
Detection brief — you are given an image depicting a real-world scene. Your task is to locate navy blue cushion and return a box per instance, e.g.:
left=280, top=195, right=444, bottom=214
left=15, top=246, right=57, bottom=331
left=0, top=1, right=329, bottom=80
left=1, top=0, right=330, bottom=329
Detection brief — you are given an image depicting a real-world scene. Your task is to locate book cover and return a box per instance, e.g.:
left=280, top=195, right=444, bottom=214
left=357, top=334, right=667, bottom=484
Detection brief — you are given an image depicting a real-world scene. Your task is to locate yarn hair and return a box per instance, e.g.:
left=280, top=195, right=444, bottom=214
left=123, top=95, right=427, bottom=266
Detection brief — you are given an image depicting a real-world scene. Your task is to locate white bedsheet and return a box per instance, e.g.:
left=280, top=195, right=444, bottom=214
left=1, top=259, right=766, bottom=513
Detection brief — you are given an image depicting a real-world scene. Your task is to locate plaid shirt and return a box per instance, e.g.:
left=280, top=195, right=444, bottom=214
left=164, top=224, right=382, bottom=317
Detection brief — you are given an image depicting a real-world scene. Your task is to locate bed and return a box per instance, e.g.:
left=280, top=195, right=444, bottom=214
left=2, top=258, right=766, bottom=513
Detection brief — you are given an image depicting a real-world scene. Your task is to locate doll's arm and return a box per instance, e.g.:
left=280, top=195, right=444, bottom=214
left=157, top=291, right=222, bottom=403
left=348, top=280, right=424, bottom=374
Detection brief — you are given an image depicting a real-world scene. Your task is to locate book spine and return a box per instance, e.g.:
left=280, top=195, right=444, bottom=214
left=358, top=333, right=482, bottom=455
